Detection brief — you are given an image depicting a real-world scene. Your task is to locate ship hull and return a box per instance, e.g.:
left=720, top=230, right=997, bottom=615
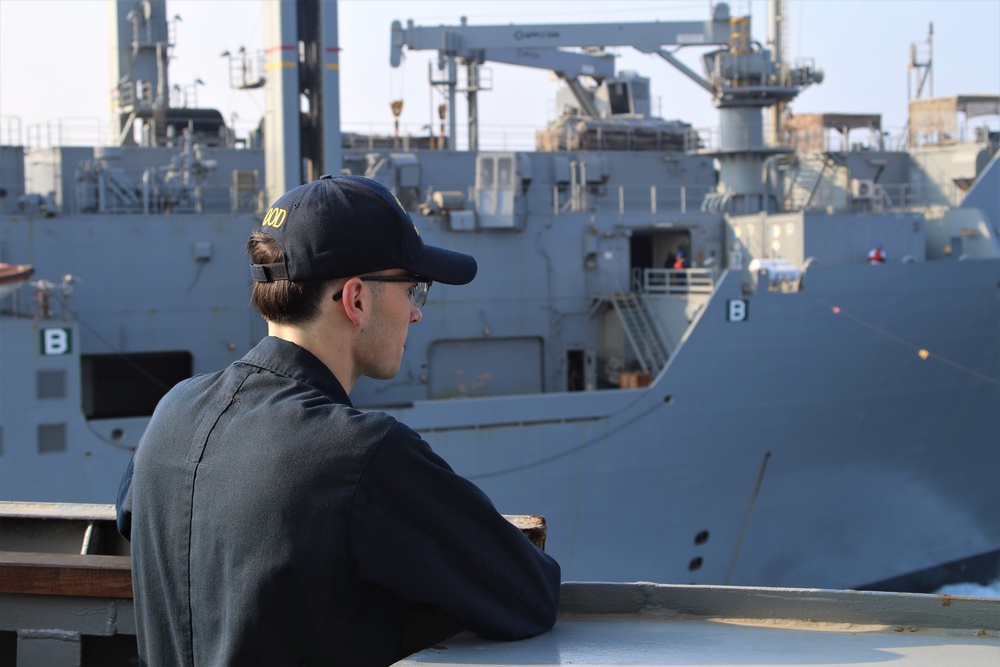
left=388, top=260, right=1000, bottom=589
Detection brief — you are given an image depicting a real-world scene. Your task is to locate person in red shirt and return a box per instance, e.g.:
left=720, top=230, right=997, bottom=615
left=868, top=243, right=886, bottom=264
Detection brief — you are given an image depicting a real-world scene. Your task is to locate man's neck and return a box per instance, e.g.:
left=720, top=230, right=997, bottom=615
left=267, top=321, right=357, bottom=393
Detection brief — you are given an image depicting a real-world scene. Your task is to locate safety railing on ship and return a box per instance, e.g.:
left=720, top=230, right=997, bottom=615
left=0, top=116, right=23, bottom=146
left=69, top=182, right=259, bottom=216
left=552, top=184, right=695, bottom=216
left=859, top=181, right=961, bottom=211
left=23, top=118, right=107, bottom=149
left=634, top=267, right=715, bottom=296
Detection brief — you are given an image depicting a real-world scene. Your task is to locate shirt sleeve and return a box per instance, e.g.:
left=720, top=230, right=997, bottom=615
left=348, top=422, right=561, bottom=640
left=115, top=455, right=135, bottom=540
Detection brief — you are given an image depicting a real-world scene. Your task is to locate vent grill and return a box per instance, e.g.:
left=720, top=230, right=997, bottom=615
left=38, top=423, right=67, bottom=453
left=37, top=369, right=67, bottom=399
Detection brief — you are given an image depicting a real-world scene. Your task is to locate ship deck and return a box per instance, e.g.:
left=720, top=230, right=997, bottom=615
left=399, top=583, right=1000, bottom=666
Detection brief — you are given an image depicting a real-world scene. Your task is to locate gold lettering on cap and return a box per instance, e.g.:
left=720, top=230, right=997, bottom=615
left=391, top=193, right=418, bottom=236
left=262, top=207, right=288, bottom=228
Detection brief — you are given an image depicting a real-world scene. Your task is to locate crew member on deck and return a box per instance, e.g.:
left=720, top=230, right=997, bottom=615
left=116, top=175, right=560, bottom=666
left=868, top=242, right=886, bottom=264
left=672, top=251, right=687, bottom=286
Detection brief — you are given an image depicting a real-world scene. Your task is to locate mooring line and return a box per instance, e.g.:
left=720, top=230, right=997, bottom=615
left=725, top=450, right=772, bottom=585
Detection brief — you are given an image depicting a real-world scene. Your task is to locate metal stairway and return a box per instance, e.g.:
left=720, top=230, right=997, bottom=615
left=785, top=152, right=831, bottom=210
left=609, top=293, right=668, bottom=375
left=99, top=167, right=143, bottom=212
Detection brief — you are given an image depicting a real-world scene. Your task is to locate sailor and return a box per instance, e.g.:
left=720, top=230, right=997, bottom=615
left=116, top=175, right=561, bottom=666
left=868, top=242, right=886, bottom=264
left=673, top=251, right=686, bottom=270
left=672, top=251, right=687, bottom=287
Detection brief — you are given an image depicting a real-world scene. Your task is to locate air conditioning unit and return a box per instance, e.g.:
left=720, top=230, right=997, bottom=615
left=851, top=178, right=875, bottom=200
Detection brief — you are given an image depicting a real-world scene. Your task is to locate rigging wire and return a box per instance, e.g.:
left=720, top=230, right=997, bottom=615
left=819, top=297, right=1000, bottom=387
left=391, top=49, right=406, bottom=104
left=57, top=299, right=176, bottom=394
left=466, top=392, right=666, bottom=481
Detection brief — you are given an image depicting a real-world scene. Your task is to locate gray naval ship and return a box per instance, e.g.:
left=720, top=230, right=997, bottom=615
left=1, top=0, right=998, bottom=593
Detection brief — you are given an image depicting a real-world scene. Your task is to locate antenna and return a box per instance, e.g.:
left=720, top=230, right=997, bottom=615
left=908, top=23, right=933, bottom=101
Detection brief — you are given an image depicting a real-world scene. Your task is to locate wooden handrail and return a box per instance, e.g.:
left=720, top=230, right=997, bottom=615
left=0, top=515, right=545, bottom=601
left=0, top=551, right=132, bottom=599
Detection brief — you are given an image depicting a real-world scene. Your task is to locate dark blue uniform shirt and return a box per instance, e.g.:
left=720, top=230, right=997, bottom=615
left=117, top=336, right=560, bottom=666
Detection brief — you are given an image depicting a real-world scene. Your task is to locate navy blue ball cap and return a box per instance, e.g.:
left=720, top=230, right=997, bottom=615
left=250, top=175, right=477, bottom=285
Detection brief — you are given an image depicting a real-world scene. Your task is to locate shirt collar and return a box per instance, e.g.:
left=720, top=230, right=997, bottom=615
left=238, top=336, right=352, bottom=407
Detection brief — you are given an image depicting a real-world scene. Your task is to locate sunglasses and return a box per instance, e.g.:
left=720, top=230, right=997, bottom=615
left=332, top=274, right=432, bottom=308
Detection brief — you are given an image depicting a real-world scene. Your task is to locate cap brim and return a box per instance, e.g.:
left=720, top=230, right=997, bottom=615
left=402, top=245, right=478, bottom=285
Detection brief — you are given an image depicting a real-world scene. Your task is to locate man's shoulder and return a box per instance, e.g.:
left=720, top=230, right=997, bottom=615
left=152, top=369, right=225, bottom=410
left=361, top=416, right=451, bottom=473
left=334, top=407, right=405, bottom=443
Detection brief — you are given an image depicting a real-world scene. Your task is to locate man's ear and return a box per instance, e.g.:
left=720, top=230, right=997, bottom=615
left=338, top=278, right=366, bottom=326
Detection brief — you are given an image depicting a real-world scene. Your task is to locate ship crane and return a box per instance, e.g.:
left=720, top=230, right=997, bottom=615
left=390, top=0, right=822, bottom=213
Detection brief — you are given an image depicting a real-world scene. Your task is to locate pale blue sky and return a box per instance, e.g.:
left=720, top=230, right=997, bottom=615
left=1, top=0, right=998, bottom=149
